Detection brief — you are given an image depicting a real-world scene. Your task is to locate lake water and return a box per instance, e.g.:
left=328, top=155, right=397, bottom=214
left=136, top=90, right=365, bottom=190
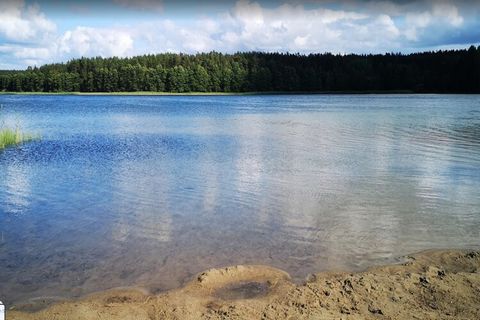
left=0, top=94, right=479, bottom=307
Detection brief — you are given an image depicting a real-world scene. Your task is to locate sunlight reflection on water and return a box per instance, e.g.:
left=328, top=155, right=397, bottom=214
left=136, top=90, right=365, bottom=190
left=0, top=94, right=479, bottom=306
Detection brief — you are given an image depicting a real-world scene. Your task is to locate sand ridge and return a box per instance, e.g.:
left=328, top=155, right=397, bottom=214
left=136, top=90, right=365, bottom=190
left=8, top=250, right=480, bottom=319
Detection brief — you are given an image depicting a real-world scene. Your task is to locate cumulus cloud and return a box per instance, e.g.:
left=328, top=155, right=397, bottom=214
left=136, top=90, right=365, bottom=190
left=220, top=1, right=370, bottom=51
left=433, top=2, right=463, bottom=27
left=134, top=1, right=382, bottom=54
left=59, top=27, right=133, bottom=57
left=0, top=0, right=478, bottom=69
left=404, top=2, right=464, bottom=41
left=0, top=0, right=55, bottom=41
left=127, top=0, right=475, bottom=55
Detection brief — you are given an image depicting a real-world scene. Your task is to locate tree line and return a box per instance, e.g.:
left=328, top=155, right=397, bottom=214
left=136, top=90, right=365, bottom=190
left=0, top=46, right=479, bottom=93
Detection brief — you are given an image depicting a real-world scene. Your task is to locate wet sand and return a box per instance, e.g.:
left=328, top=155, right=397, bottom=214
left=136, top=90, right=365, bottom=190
left=8, top=249, right=480, bottom=319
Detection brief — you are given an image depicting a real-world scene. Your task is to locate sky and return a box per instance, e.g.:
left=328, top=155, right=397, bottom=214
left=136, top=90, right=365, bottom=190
left=0, top=0, right=479, bottom=69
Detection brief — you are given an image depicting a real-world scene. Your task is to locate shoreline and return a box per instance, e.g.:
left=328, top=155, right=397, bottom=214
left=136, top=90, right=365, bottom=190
left=8, top=249, right=480, bottom=319
left=1, top=90, right=460, bottom=96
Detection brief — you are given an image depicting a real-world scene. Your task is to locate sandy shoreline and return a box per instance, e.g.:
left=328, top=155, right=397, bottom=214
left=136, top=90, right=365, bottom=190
left=8, top=249, right=480, bottom=319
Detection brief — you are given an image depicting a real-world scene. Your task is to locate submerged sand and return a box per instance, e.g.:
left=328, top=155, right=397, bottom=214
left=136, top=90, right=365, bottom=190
left=8, top=250, right=480, bottom=319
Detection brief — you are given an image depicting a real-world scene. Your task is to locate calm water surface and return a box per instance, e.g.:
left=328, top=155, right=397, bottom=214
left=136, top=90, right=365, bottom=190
left=0, top=94, right=479, bottom=306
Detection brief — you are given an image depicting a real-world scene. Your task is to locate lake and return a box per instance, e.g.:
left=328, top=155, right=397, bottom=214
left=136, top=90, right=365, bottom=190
left=0, top=94, right=479, bottom=307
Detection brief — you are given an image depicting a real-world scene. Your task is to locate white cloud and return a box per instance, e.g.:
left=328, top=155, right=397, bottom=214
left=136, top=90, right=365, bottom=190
left=405, top=2, right=464, bottom=41
left=59, top=27, right=133, bottom=57
left=294, top=35, right=309, bottom=47
left=0, top=0, right=56, bottom=41
left=123, top=0, right=389, bottom=55
left=213, top=1, right=397, bottom=53
left=405, top=12, right=431, bottom=41
left=433, top=2, right=463, bottom=27
left=376, top=14, right=400, bottom=38
left=14, top=47, right=51, bottom=60
left=0, top=0, right=477, bottom=69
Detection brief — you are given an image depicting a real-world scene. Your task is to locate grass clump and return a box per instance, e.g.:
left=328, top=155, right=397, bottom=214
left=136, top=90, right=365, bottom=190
left=0, top=127, right=37, bottom=150
left=0, top=104, right=39, bottom=150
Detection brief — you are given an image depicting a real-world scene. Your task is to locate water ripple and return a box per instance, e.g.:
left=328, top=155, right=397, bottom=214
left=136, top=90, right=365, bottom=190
left=0, top=94, right=479, bottom=306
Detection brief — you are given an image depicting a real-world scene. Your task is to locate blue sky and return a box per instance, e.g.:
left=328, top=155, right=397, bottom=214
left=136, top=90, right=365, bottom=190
left=0, top=0, right=479, bottom=69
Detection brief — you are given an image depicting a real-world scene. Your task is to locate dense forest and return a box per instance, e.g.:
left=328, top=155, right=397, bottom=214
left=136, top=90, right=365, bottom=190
left=1, top=46, right=479, bottom=93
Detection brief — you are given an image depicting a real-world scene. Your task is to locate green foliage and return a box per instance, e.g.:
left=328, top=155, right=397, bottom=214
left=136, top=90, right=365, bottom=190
left=1, top=47, right=479, bottom=93
left=1, top=128, right=21, bottom=149
left=0, top=106, right=39, bottom=150
left=0, top=128, right=37, bottom=149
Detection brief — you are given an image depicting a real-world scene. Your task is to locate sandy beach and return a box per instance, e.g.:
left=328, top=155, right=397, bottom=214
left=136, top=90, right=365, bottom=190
left=7, top=249, right=480, bottom=320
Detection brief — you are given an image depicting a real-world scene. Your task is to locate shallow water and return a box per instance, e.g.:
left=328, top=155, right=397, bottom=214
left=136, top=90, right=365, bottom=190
left=0, top=94, right=479, bottom=306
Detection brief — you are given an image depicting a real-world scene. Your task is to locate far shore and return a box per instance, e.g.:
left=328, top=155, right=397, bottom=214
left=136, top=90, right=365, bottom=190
left=9, top=249, right=480, bottom=320
left=0, top=90, right=426, bottom=96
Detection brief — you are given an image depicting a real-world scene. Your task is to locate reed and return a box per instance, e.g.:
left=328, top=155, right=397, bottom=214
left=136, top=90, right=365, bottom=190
left=0, top=128, right=35, bottom=149
left=0, top=104, right=39, bottom=150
